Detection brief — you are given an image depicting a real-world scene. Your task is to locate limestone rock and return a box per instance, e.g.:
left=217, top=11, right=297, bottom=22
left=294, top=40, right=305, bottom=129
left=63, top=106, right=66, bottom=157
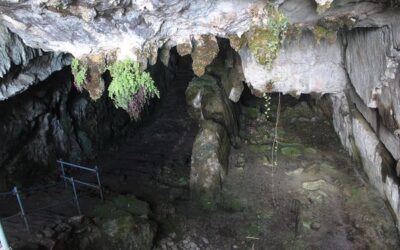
left=207, top=42, right=245, bottom=103
left=177, top=39, right=193, bottom=57
left=315, top=0, right=333, bottom=14
left=190, top=120, right=230, bottom=200
left=346, top=26, right=400, bottom=133
left=185, top=74, right=238, bottom=138
left=302, top=180, right=326, bottom=191
left=191, top=35, right=219, bottom=77
left=351, top=111, right=400, bottom=225
left=239, top=31, right=347, bottom=95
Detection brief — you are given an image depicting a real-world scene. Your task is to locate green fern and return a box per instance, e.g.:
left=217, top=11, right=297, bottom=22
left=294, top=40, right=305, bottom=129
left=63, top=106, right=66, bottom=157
left=108, top=59, right=160, bottom=117
left=71, top=58, right=87, bottom=89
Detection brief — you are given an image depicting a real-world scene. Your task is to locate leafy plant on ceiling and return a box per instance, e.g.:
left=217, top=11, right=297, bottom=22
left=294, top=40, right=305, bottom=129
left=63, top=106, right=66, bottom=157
left=71, top=58, right=88, bottom=91
left=108, top=59, right=160, bottom=120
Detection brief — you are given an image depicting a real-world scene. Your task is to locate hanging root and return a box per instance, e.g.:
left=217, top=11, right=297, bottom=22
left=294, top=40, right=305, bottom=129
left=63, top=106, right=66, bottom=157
left=270, top=93, right=281, bottom=207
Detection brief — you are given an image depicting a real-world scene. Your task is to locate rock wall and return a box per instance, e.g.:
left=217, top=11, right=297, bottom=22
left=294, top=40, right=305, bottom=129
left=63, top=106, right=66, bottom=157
left=0, top=23, right=71, bottom=101
left=0, top=68, right=131, bottom=190
left=314, top=22, right=400, bottom=227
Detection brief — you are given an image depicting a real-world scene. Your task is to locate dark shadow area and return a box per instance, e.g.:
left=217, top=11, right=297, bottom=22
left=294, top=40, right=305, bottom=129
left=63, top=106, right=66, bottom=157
left=93, top=48, right=198, bottom=206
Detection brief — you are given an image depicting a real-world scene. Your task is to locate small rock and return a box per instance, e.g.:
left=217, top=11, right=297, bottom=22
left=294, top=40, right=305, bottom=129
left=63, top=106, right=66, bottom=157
left=285, top=168, right=304, bottom=176
left=201, top=237, right=209, bottom=244
left=36, top=232, right=44, bottom=239
left=302, top=180, right=326, bottom=191
left=42, top=227, right=55, bottom=238
left=281, top=147, right=302, bottom=158
left=170, top=232, right=177, bottom=239
left=68, top=215, right=84, bottom=226
left=298, top=117, right=309, bottom=122
left=232, top=245, right=239, bottom=249
left=311, top=222, right=321, bottom=231
left=236, top=153, right=246, bottom=168
left=304, top=147, right=318, bottom=154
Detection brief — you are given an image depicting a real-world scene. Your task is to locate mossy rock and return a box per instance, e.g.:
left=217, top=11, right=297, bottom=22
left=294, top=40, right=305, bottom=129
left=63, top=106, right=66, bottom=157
left=249, top=144, right=271, bottom=154
left=99, top=215, right=156, bottom=250
left=281, top=146, right=302, bottom=158
left=313, top=25, right=337, bottom=45
left=94, top=195, right=150, bottom=219
left=112, top=195, right=150, bottom=217
left=304, top=147, right=318, bottom=154
left=218, top=191, right=245, bottom=212
left=241, top=106, right=260, bottom=119
left=246, top=8, right=288, bottom=68
left=198, top=192, right=218, bottom=212
left=94, top=202, right=133, bottom=219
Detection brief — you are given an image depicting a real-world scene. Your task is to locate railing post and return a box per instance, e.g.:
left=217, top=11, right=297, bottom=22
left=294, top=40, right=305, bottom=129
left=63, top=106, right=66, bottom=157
left=70, top=178, right=81, bottom=215
left=95, top=166, right=104, bottom=201
left=14, top=187, right=30, bottom=232
left=0, top=221, right=10, bottom=250
left=59, top=159, right=67, bottom=188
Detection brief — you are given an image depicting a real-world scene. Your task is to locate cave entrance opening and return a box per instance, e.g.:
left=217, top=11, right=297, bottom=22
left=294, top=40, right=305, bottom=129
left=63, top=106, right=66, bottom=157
left=93, top=48, right=198, bottom=205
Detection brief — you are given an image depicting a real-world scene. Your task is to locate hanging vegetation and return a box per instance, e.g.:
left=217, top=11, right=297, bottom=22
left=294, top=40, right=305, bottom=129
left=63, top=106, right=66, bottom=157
left=108, top=59, right=160, bottom=120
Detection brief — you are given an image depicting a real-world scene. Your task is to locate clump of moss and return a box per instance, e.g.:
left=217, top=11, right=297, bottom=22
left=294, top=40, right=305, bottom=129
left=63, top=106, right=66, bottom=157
left=313, top=25, right=337, bottom=45
left=247, top=8, right=288, bottom=68
left=108, top=59, right=160, bottom=120
left=319, top=15, right=356, bottom=30
left=285, top=23, right=304, bottom=41
left=218, top=191, right=245, bottom=212
left=71, top=58, right=88, bottom=90
left=317, top=2, right=332, bottom=14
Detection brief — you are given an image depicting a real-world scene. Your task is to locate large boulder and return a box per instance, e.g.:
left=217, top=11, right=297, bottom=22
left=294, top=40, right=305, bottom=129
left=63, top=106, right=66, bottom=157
left=90, top=195, right=156, bottom=250
left=190, top=120, right=230, bottom=205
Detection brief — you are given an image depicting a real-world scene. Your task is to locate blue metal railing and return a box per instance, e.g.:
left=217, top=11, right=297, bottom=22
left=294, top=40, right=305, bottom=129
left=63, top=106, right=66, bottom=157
left=0, top=160, right=104, bottom=246
left=57, top=159, right=104, bottom=202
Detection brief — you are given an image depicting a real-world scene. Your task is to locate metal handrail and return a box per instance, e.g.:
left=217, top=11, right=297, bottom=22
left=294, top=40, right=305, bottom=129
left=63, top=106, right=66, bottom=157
left=57, top=160, right=97, bottom=173
left=0, top=160, right=104, bottom=247
left=58, top=160, right=104, bottom=201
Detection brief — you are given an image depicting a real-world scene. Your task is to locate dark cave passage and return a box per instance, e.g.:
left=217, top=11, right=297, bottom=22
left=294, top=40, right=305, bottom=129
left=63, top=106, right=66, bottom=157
left=94, top=52, right=198, bottom=204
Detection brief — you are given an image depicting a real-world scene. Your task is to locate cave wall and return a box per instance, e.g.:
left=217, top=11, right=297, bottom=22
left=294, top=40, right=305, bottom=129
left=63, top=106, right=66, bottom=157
left=313, top=23, right=400, bottom=225
left=0, top=68, right=131, bottom=190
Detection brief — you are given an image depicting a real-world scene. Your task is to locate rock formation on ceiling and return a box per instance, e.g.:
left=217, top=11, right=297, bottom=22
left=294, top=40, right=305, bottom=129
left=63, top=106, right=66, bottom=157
left=0, top=0, right=400, bottom=228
